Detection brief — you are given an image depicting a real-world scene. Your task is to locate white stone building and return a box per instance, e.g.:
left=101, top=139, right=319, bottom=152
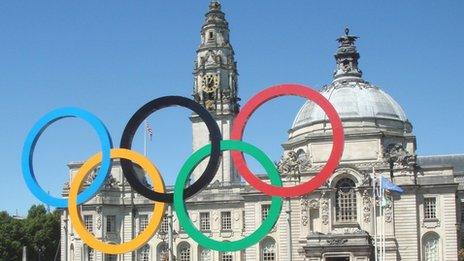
left=60, top=1, right=464, bottom=260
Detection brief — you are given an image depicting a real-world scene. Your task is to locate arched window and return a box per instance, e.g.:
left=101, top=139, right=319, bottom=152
left=84, top=245, right=94, bottom=261
left=70, top=244, right=74, bottom=260
left=423, top=233, right=440, bottom=261
left=335, top=178, right=357, bottom=222
left=260, top=237, right=276, bottom=261
left=157, top=243, right=169, bottom=261
left=178, top=242, right=191, bottom=261
left=199, top=247, right=211, bottom=261
left=138, top=244, right=150, bottom=261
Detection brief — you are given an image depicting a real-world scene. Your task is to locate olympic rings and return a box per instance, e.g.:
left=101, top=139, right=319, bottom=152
left=231, top=84, right=344, bottom=198
left=22, top=84, right=344, bottom=254
left=174, top=140, right=283, bottom=252
left=68, top=148, right=166, bottom=254
left=120, top=96, right=222, bottom=203
left=22, top=107, right=113, bottom=208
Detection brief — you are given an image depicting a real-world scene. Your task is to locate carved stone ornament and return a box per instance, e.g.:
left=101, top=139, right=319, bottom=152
left=86, top=168, right=119, bottom=189
left=384, top=193, right=393, bottom=223
left=104, top=176, right=119, bottom=189
left=276, top=151, right=301, bottom=181
left=91, top=206, right=101, bottom=231
left=362, top=190, right=371, bottom=223
left=300, top=198, right=309, bottom=226
left=326, top=238, right=348, bottom=246
left=321, top=192, right=329, bottom=225
left=85, top=167, right=99, bottom=184
left=361, top=171, right=371, bottom=186
left=309, top=199, right=320, bottom=209
left=353, top=161, right=389, bottom=170
left=383, top=143, right=415, bottom=167
left=297, top=151, right=312, bottom=173
left=276, top=150, right=313, bottom=180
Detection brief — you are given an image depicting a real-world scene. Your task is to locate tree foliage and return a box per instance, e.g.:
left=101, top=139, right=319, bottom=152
left=0, top=205, right=61, bottom=261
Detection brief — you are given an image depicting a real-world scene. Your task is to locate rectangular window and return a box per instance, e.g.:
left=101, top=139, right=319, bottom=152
left=262, top=204, right=271, bottom=221
left=105, top=254, right=117, bottom=261
left=84, top=215, right=93, bottom=233
left=424, top=197, right=437, bottom=219
left=106, top=215, right=116, bottom=233
left=461, top=202, right=464, bottom=223
left=221, top=211, right=232, bottom=231
left=220, top=252, right=233, bottom=261
left=139, top=214, right=148, bottom=233
left=160, top=215, right=169, bottom=234
left=242, top=211, right=245, bottom=230
left=200, top=212, right=210, bottom=231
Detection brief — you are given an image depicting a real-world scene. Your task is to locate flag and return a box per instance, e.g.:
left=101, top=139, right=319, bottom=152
left=380, top=176, right=404, bottom=194
left=146, top=121, right=153, bottom=141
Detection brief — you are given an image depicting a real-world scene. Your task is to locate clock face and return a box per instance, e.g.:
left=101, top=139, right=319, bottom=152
left=201, top=74, right=220, bottom=93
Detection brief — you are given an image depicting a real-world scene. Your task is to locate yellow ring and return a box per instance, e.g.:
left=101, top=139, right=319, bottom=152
left=68, top=148, right=166, bottom=254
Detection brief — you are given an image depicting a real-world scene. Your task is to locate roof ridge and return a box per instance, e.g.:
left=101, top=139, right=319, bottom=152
left=418, top=154, right=464, bottom=158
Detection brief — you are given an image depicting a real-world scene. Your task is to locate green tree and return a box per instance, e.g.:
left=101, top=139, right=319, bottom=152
left=0, top=211, right=25, bottom=260
left=0, top=205, right=61, bottom=261
left=23, top=205, right=61, bottom=260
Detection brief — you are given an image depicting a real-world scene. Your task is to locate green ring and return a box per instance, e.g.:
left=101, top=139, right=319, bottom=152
left=173, top=140, right=283, bottom=252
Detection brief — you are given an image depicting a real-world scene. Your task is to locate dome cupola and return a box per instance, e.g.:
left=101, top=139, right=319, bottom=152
left=289, top=29, right=412, bottom=141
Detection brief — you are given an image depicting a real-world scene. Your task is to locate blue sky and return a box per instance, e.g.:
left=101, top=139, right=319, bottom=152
left=1, top=0, right=463, bottom=215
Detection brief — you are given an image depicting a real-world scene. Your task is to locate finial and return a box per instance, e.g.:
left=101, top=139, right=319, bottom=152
left=333, top=28, right=363, bottom=82
left=209, top=0, right=221, bottom=10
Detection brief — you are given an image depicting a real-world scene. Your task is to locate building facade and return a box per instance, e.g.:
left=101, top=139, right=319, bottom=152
left=60, top=1, right=464, bottom=260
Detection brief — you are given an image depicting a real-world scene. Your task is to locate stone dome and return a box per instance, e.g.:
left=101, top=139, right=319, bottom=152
left=292, top=81, right=409, bottom=129
left=288, top=28, right=412, bottom=141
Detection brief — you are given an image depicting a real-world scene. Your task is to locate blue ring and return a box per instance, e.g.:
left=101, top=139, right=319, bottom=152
left=21, top=107, right=113, bottom=208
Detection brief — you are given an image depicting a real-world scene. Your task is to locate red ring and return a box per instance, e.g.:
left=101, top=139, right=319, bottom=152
left=231, top=84, right=344, bottom=198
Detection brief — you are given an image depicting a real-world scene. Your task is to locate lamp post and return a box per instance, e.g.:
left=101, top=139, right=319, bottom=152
left=167, top=205, right=174, bottom=261
left=157, top=206, right=177, bottom=261
left=277, top=151, right=302, bottom=261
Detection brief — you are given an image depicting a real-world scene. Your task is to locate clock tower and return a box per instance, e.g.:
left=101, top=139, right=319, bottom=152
left=191, top=0, right=240, bottom=184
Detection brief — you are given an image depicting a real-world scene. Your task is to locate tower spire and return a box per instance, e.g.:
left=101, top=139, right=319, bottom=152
left=192, top=0, right=239, bottom=114
left=190, top=1, right=240, bottom=185
left=333, top=27, right=363, bottom=82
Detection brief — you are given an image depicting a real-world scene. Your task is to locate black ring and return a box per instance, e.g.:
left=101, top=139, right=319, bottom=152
left=120, top=96, right=222, bottom=203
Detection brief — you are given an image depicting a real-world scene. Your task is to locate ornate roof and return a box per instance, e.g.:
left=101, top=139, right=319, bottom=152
left=418, top=154, right=464, bottom=175
left=291, top=29, right=409, bottom=132
left=292, top=81, right=408, bottom=129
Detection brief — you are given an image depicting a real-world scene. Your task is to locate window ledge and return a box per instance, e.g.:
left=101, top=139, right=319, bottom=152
left=333, top=222, right=360, bottom=228
left=220, top=230, right=234, bottom=238
left=422, top=218, right=440, bottom=228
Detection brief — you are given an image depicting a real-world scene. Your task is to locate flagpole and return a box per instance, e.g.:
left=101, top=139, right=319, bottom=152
left=380, top=176, right=384, bottom=261
left=143, top=120, right=147, bottom=156
left=372, top=167, right=378, bottom=261
left=383, top=183, right=386, bottom=261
